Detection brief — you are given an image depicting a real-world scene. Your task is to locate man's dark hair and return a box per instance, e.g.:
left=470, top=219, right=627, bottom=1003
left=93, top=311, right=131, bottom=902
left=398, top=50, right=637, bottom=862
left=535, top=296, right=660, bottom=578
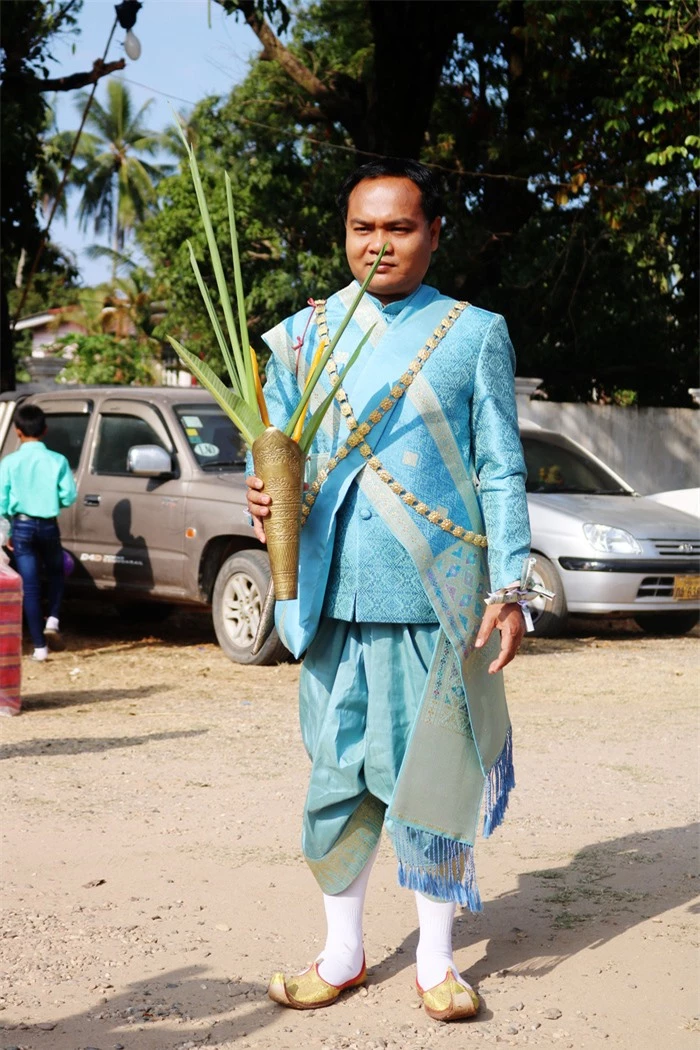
left=14, top=403, right=47, bottom=438
left=337, top=159, right=444, bottom=224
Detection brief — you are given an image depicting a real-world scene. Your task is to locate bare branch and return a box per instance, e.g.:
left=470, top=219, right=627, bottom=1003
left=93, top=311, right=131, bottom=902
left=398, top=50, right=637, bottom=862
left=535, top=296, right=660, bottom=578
left=235, top=0, right=332, bottom=103
left=23, top=57, right=126, bottom=93
left=216, top=0, right=364, bottom=135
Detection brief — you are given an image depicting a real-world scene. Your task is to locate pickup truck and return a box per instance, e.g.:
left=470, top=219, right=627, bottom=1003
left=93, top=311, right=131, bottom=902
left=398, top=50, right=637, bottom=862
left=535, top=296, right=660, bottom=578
left=0, top=386, right=288, bottom=664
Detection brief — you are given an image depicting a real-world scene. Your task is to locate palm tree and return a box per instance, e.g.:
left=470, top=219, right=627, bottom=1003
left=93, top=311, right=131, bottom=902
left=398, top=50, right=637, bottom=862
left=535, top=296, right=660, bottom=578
left=160, top=108, right=201, bottom=161
left=37, top=103, right=71, bottom=224
left=56, top=247, right=167, bottom=345
left=67, top=80, right=171, bottom=277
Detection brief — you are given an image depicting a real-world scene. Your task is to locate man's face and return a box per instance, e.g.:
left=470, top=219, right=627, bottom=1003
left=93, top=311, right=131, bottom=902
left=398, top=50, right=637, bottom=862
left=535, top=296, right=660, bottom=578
left=345, top=176, right=441, bottom=304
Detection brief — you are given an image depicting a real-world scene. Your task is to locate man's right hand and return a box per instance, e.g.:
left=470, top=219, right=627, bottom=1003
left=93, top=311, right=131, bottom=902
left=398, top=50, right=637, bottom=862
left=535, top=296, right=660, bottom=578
left=246, top=474, right=270, bottom=544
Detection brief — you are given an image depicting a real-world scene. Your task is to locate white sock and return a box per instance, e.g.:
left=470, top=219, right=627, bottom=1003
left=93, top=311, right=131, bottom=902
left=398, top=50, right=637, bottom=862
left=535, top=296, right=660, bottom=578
left=415, top=892, right=470, bottom=990
left=46, top=617, right=60, bottom=631
left=32, top=646, right=49, bottom=661
left=316, top=843, right=379, bottom=986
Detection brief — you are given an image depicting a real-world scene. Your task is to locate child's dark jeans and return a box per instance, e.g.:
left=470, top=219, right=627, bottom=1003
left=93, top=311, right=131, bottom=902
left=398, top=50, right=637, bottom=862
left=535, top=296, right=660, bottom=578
left=11, top=515, right=64, bottom=648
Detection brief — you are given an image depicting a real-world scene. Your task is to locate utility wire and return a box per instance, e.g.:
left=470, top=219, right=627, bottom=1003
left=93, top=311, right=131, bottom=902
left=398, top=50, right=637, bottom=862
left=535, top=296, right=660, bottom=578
left=112, top=74, right=569, bottom=188
left=114, top=74, right=198, bottom=109
left=112, top=73, right=653, bottom=198
left=20, top=62, right=587, bottom=319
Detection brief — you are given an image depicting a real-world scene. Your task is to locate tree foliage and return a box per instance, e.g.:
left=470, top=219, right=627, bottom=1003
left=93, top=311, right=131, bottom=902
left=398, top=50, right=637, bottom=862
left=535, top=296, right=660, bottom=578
left=0, top=0, right=126, bottom=391
left=57, top=81, right=171, bottom=265
left=1, top=3, right=82, bottom=336
left=56, top=333, right=156, bottom=385
left=140, top=88, right=350, bottom=366
left=6, top=246, right=81, bottom=371
left=142, top=0, right=697, bottom=404
left=48, top=265, right=165, bottom=386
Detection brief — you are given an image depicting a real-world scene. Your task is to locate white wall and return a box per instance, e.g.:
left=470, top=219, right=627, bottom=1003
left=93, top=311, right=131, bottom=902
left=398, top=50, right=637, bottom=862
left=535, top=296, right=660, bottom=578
left=517, top=399, right=699, bottom=494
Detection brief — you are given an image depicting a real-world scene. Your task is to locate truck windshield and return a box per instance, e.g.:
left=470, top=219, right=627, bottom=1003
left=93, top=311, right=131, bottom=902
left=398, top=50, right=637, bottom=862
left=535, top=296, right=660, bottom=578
left=522, top=435, right=631, bottom=495
left=174, top=404, right=247, bottom=470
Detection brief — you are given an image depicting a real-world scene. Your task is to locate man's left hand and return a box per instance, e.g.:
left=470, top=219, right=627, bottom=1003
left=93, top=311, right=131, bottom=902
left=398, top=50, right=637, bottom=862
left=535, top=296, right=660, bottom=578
left=474, top=603, right=525, bottom=674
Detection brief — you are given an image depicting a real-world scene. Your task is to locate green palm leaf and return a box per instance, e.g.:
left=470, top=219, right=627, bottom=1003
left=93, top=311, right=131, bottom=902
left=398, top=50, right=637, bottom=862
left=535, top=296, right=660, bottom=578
left=186, top=241, right=241, bottom=394
left=298, top=327, right=374, bottom=454
left=284, top=244, right=387, bottom=439
left=225, top=171, right=255, bottom=405
left=175, top=121, right=253, bottom=411
left=70, top=82, right=168, bottom=260
left=166, top=336, right=265, bottom=447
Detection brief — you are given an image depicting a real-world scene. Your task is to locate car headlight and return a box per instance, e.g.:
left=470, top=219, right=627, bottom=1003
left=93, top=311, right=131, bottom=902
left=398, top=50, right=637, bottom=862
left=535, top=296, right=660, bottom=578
left=583, top=523, right=642, bottom=554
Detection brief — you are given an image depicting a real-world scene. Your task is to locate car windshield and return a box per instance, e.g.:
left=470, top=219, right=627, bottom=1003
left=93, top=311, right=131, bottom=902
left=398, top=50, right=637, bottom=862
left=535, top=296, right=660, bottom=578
left=522, top=434, right=631, bottom=495
left=174, top=404, right=247, bottom=471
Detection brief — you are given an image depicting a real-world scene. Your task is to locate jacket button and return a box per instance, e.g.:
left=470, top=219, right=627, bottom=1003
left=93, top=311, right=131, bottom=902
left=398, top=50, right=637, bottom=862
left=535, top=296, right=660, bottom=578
left=359, top=508, right=372, bottom=520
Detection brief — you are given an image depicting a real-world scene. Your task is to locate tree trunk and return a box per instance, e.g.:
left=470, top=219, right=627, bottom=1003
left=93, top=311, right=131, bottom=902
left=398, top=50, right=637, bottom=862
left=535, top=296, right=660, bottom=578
left=479, top=1, right=537, bottom=292
left=112, top=221, right=120, bottom=285
left=364, top=1, right=463, bottom=157
left=231, top=0, right=465, bottom=160
left=1, top=283, right=16, bottom=393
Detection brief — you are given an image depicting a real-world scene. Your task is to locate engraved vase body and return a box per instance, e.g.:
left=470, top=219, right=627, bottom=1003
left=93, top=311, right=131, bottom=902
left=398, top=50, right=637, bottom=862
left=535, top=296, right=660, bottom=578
left=252, top=427, right=305, bottom=601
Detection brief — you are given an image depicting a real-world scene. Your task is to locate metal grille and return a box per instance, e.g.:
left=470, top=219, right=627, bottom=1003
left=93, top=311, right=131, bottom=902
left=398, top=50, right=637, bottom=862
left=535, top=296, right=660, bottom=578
left=652, top=539, right=700, bottom=556
left=637, top=576, right=675, bottom=598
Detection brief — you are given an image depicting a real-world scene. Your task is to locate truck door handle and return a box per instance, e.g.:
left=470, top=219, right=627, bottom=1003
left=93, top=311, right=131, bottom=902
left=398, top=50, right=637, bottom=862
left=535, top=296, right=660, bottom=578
left=83, top=494, right=101, bottom=506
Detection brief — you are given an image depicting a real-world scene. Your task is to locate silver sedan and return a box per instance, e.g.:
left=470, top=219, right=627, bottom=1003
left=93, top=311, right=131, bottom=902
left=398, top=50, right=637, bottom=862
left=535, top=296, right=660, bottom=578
left=521, top=423, right=700, bottom=636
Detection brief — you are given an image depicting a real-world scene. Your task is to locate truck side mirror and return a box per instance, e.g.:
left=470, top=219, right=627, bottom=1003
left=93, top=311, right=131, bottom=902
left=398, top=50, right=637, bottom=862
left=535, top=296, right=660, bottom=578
left=127, top=444, right=173, bottom=477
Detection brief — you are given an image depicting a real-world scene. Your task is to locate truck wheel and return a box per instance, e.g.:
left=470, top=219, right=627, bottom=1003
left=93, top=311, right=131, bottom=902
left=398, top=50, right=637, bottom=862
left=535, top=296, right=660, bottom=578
left=212, top=550, right=289, bottom=665
left=634, top=612, right=699, bottom=635
left=526, top=554, right=568, bottom=637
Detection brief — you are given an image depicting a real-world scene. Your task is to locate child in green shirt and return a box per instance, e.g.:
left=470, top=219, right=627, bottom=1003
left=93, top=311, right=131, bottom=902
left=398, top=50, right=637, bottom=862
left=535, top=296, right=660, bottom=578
left=0, top=404, right=77, bottom=660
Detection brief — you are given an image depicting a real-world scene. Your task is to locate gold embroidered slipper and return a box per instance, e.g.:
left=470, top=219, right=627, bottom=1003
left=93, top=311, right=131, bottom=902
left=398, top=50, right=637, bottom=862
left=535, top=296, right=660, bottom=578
left=267, top=957, right=367, bottom=1010
left=416, top=968, right=480, bottom=1021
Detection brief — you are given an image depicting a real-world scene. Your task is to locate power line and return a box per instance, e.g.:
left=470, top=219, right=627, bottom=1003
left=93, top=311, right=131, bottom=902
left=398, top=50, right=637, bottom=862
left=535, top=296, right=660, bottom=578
left=112, top=74, right=568, bottom=189
left=114, top=74, right=198, bottom=109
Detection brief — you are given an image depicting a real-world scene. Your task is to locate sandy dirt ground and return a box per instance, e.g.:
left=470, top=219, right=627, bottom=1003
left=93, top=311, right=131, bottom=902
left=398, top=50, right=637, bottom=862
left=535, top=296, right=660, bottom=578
left=1, top=606, right=698, bottom=1050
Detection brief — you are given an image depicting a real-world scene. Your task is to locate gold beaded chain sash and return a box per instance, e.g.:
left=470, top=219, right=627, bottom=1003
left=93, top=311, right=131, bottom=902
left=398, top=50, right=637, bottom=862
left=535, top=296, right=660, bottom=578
left=301, top=298, right=488, bottom=550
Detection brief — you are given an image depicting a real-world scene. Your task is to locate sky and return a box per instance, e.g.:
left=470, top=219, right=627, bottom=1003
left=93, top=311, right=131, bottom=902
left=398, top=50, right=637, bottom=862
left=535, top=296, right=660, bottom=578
left=46, top=0, right=259, bottom=285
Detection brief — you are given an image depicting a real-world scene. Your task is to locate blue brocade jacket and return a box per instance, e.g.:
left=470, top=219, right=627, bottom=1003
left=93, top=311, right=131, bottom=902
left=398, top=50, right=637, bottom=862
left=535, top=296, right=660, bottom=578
left=259, top=283, right=531, bottom=632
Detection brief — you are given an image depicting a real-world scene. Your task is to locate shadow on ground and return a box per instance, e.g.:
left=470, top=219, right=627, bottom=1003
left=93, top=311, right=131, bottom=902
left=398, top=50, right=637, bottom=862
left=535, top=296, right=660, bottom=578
left=4, top=825, right=695, bottom=1045
left=39, top=605, right=699, bottom=666
left=59, top=599, right=217, bottom=654
left=19, top=683, right=169, bottom=712
left=369, top=822, right=698, bottom=1019
left=1, top=967, right=280, bottom=1050
left=0, top=728, right=208, bottom=761
left=518, top=615, right=698, bottom=655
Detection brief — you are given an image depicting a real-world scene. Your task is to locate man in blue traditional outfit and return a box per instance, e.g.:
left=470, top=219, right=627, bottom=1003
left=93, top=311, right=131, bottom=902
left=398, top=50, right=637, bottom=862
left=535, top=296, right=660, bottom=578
left=247, top=160, right=532, bottom=1021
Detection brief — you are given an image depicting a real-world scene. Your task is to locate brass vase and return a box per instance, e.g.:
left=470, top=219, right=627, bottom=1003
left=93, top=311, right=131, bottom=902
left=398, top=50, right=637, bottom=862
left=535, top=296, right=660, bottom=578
left=252, top=427, right=305, bottom=601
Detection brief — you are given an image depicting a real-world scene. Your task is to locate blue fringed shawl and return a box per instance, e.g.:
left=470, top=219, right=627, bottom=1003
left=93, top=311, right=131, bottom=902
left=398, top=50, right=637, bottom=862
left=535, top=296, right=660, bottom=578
left=359, top=476, right=516, bottom=908
left=388, top=729, right=514, bottom=909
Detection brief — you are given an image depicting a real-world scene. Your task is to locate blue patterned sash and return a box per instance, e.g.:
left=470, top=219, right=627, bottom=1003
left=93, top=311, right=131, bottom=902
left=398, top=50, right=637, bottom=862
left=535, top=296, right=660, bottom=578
left=357, top=464, right=514, bottom=907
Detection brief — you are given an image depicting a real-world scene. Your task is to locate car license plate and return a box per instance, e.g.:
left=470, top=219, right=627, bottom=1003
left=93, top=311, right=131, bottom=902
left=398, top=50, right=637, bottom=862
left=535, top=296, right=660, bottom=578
left=673, top=575, right=700, bottom=601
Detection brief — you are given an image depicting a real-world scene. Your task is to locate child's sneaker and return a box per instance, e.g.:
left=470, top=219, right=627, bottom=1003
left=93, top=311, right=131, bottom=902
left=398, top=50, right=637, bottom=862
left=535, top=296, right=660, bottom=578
left=31, top=646, right=49, bottom=662
left=44, top=617, right=65, bottom=652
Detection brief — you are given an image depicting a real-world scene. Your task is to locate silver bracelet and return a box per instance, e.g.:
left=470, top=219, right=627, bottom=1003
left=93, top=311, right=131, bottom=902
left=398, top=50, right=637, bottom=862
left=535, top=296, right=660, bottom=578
left=484, top=585, right=534, bottom=606
left=485, top=558, right=556, bottom=633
